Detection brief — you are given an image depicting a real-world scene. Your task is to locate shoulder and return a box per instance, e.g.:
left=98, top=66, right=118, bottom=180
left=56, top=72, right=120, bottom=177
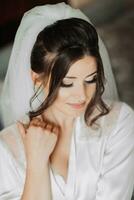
left=0, top=123, right=22, bottom=160
left=103, top=100, right=134, bottom=125
left=0, top=123, right=18, bottom=141
left=0, top=125, right=16, bottom=164
left=0, top=115, right=28, bottom=143
left=103, top=100, right=134, bottom=151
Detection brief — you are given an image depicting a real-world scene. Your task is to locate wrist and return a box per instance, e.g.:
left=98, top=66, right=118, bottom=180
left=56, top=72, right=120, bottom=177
left=26, top=161, right=49, bottom=174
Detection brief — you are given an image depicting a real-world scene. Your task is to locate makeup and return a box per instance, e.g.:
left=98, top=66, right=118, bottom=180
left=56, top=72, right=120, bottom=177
left=67, top=102, right=85, bottom=109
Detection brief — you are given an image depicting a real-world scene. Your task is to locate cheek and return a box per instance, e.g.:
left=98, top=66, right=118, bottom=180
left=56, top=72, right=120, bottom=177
left=54, top=89, right=71, bottom=104
left=86, top=84, right=96, bottom=99
left=53, top=84, right=96, bottom=106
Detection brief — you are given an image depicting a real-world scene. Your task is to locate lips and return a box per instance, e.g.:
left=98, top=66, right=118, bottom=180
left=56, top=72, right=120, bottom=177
left=67, top=102, right=85, bottom=109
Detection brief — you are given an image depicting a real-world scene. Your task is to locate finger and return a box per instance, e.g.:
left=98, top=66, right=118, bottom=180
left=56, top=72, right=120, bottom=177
left=30, top=117, right=45, bottom=128
left=30, top=117, right=41, bottom=125
left=17, top=121, right=26, bottom=138
left=52, top=125, right=60, bottom=136
left=45, top=123, right=53, bottom=132
left=34, top=120, right=46, bottom=128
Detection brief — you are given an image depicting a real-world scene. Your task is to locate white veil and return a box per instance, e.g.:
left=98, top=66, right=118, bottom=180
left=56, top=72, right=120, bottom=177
left=0, top=2, right=118, bottom=127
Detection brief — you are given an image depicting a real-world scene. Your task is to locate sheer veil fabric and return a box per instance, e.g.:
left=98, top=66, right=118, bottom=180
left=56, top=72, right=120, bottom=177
left=0, top=2, right=118, bottom=127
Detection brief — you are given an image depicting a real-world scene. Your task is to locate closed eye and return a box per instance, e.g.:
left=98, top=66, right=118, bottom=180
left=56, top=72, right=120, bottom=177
left=60, top=75, right=97, bottom=88
left=85, top=75, right=97, bottom=84
left=60, top=82, right=73, bottom=88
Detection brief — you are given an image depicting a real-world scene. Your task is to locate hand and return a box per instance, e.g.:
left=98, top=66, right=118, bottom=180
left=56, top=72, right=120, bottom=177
left=17, top=117, right=60, bottom=170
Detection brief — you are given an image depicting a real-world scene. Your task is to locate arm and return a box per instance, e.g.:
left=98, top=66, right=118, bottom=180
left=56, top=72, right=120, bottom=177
left=19, top=118, right=59, bottom=200
left=0, top=118, right=58, bottom=200
left=21, top=163, right=52, bottom=200
left=0, top=149, right=52, bottom=200
left=0, top=137, right=22, bottom=200
left=95, top=103, right=134, bottom=200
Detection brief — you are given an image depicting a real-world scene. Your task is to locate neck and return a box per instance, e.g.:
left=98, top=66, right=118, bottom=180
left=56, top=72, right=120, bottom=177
left=42, top=106, right=75, bottom=135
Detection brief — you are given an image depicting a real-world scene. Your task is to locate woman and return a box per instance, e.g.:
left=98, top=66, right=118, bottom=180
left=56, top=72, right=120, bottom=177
left=0, top=3, right=134, bottom=200
left=0, top=2, right=118, bottom=128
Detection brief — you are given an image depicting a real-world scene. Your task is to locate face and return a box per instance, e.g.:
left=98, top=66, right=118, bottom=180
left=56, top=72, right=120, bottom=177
left=47, top=55, right=97, bottom=118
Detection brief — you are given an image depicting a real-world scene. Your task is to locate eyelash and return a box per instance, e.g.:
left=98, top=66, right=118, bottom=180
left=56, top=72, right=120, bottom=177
left=85, top=75, right=97, bottom=84
left=60, top=75, right=97, bottom=88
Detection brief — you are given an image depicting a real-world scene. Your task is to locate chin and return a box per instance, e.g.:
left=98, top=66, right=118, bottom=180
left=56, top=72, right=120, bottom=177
left=66, top=109, right=85, bottom=118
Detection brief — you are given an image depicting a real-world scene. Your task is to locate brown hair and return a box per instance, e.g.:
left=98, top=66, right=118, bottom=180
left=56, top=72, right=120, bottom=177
left=29, top=17, right=109, bottom=126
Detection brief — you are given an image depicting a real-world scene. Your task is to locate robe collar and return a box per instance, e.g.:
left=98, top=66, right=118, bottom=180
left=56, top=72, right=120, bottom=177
left=75, top=106, right=104, bottom=141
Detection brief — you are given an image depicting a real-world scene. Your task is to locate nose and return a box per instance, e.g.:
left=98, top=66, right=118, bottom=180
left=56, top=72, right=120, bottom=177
left=73, top=84, right=86, bottom=102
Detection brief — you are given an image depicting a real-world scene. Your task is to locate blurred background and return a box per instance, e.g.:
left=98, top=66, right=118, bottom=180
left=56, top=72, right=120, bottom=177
left=0, top=0, right=134, bottom=116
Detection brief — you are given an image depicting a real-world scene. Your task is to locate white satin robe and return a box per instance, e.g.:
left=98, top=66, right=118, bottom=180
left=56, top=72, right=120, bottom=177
left=0, top=101, right=134, bottom=200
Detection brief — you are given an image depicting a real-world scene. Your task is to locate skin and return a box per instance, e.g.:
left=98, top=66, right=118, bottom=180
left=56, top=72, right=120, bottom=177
left=19, top=55, right=97, bottom=200
left=44, top=55, right=97, bottom=125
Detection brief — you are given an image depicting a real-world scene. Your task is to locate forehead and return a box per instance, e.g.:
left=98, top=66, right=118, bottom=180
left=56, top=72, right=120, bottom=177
left=66, top=56, right=97, bottom=77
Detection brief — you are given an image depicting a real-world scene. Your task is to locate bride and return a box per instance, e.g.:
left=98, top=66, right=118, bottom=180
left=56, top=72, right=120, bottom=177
left=0, top=2, right=118, bottom=128
left=0, top=3, right=133, bottom=200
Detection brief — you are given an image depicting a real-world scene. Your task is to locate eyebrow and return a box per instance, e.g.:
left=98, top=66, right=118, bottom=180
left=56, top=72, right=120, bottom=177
left=65, top=71, right=97, bottom=79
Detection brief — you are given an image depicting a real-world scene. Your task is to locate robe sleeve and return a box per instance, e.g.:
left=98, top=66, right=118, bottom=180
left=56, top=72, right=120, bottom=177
left=95, top=103, right=134, bottom=200
left=0, top=137, right=22, bottom=200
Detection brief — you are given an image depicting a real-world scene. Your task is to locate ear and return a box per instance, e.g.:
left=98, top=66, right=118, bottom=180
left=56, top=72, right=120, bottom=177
left=31, top=70, right=41, bottom=86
